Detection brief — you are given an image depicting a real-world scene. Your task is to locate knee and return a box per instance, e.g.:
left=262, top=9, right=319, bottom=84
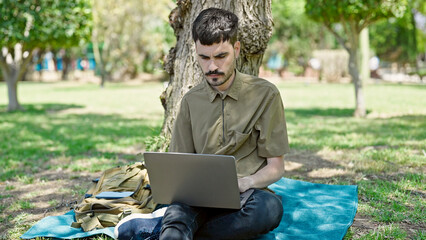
left=247, top=190, right=283, bottom=230
left=161, top=203, right=190, bottom=225
left=265, top=193, right=283, bottom=228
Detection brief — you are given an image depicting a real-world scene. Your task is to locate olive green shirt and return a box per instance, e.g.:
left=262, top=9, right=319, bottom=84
left=170, top=70, right=290, bottom=177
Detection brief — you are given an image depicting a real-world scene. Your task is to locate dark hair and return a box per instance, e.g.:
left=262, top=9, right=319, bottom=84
left=192, top=8, right=239, bottom=45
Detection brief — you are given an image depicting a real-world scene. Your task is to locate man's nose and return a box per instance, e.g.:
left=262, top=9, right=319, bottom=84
left=208, top=60, right=218, bottom=72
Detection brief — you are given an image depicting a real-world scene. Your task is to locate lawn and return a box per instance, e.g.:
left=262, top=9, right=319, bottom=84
left=0, top=80, right=425, bottom=239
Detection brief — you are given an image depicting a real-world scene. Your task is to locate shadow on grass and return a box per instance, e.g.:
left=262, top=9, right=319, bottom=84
left=0, top=103, right=85, bottom=114
left=286, top=107, right=426, bottom=151
left=0, top=103, right=162, bottom=181
left=286, top=108, right=356, bottom=117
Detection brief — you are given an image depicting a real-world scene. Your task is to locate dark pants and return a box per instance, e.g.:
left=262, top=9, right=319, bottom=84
left=159, top=189, right=283, bottom=240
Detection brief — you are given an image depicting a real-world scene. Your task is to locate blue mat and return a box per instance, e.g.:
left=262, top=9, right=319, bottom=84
left=258, top=178, right=358, bottom=240
left=21, top=178, right=357, bottom=240
left=20, top=210, right=115, bottom=239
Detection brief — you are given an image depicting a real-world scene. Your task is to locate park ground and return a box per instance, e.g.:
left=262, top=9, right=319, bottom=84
left=0, top=78, right=425, bottom=239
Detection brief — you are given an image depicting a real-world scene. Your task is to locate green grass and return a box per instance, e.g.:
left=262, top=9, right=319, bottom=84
left=279, top=83, right=426, bottom=175
left=0, top=82, right=164, bottom=181
left=0, top=80, right=425, bottom=239
left=358, top=173, right=425, bottom=224
left=358, top=224, right=408, bottom=239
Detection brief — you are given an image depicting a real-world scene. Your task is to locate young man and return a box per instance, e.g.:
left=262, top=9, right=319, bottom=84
left=160, top=8, right=290, bottom=240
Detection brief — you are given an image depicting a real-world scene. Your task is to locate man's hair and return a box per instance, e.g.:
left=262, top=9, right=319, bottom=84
left=192, top=8, right=239, bottom=45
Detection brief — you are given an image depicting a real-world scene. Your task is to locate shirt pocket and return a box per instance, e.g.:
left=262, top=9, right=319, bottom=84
left=232, top=130, right=257, bottom=157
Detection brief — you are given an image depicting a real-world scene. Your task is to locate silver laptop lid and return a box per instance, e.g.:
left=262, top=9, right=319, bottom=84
left=144, top=152, right=242, bottom=209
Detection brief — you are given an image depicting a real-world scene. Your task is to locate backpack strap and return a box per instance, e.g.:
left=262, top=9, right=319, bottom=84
left=71, top=213, right=103, bottom=232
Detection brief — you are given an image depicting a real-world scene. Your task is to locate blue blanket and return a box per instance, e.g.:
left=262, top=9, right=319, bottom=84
left=20, top=210, right=115, bottom=239
left=258, top=178, right=358, bottom=240
left=21, top=178, right=357, bottom=240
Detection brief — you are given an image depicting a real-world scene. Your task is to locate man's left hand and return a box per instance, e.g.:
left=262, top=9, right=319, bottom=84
left=238, top=176, right=254, bottom=193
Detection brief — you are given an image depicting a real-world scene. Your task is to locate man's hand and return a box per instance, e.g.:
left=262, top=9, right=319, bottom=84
left=238, top=176, right=254, bottom=193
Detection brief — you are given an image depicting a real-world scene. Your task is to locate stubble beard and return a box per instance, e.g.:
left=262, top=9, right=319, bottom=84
left=206, top=60, right=236, bottom=88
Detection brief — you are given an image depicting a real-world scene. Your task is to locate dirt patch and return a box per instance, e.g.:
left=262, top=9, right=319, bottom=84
left=0, top=169, right=100, bottom=238
left=284, top=149, right=355, bottom=179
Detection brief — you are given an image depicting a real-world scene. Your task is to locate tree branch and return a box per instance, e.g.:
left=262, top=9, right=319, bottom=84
left=16, top=50, right=34, bottom=82
left=325, top=23, right=350, bottom=52
left=0, top=52, right=11, bottom=79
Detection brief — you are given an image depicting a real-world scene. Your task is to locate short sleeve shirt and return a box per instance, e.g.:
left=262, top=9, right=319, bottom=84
left=170, top=70, right=290, bottom=177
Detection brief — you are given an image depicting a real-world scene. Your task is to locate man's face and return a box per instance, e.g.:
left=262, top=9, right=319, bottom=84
left=195, top=40, right=240, bottom=92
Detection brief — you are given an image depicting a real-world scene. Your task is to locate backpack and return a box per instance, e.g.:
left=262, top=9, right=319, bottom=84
left=71, top=162, right=157, bottom=232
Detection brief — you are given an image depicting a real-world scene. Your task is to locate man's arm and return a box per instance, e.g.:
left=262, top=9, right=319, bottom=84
left=169, top=98, right=195, bottom=153
left=238, top=156, right=284, bottom=192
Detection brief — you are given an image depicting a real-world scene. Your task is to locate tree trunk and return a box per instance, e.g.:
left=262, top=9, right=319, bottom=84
left=6, top=75, right=22, bottom=111
left=62, top=54, right=71, bottom=80
left=93, top=39, right=107, bottom=88
left=409, top=3, right=419, bottom=73
left=360, top=28, right=370, bottom=83
left=348, top=47, right=366, bottom=117
left=159, top=0, right=273, bottom=151
left=0, top=49, right=33, bottom=111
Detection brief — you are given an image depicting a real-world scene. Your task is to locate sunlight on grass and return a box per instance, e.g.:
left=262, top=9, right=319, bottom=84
left=7, top=213, right=33, bottom=240
left=0, top=81, right=424, bottom=239
left=0, top=82, right=164, bottom=181
left=358, top=224, right=407, bottom=240
left=358, top=173, right=425, bottom=225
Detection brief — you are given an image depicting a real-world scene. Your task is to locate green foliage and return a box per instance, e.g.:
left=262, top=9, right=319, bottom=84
left=305, top=0, right=409, bottom=52
left=144, top=135, right=169, bottom=152
left=0, top=0, right=92, bottom=50
left=92, top=0, right=174, bottom=79
left=268, top=0, right=337, bottom=69
left=369, top=0, right=426, bottom=63
left=305, top=0, right=407, bottom=27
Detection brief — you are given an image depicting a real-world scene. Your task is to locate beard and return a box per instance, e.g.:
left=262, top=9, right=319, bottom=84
left=205, top=60, right=236, bottom=88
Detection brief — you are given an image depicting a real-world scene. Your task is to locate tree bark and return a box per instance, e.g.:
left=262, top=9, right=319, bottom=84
left=61, top=53, right=71, bottom=80
left=348, top=47, right=366, bottom=117
left=340, top=21, right=366, bottom=118
left=160, top=0, right=273, bottom=151
left=6, top=75, right=22, bottom=111
left=1, top=50, right=33, bottom=111
left=360, top=28, right=370, bottom=83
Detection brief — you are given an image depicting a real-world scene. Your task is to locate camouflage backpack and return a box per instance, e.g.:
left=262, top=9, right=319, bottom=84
left=71, top=162, right=157, bottom=231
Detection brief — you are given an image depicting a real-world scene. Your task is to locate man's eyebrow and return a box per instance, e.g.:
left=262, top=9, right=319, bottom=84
left=214, top=52, right=228, bottom=57
left=198, top=52, right=229, bottom=58
left=198, top=53, right=209, bottom=58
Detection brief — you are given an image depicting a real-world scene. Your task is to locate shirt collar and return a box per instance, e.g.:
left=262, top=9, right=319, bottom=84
left=205, top=70, right=242, bottom=102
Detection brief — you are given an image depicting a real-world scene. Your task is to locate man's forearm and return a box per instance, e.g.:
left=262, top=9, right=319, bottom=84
left=238, top=156, right=285, bottom=192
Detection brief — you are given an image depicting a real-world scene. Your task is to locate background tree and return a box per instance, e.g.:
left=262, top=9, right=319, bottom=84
left=267, top=0, right=336, bottom=75
left=159, top=0, right=273, bottom=151
left=0, top=0, right=92, bottom=111
left=369, top=0, right=426, bottom=72
left=91, top=0, right=173, bottom=87
left=305, top=0, right=408, bottom=117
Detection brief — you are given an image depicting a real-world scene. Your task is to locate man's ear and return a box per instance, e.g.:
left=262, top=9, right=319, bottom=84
left=234, top=41, right=241, bottom=58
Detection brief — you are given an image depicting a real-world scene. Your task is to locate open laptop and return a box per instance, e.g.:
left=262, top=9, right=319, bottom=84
left=143, top=152, right=254, bottom=209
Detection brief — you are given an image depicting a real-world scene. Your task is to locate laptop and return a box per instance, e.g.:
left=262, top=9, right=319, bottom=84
left=143, top=152, right=254, bottom=209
